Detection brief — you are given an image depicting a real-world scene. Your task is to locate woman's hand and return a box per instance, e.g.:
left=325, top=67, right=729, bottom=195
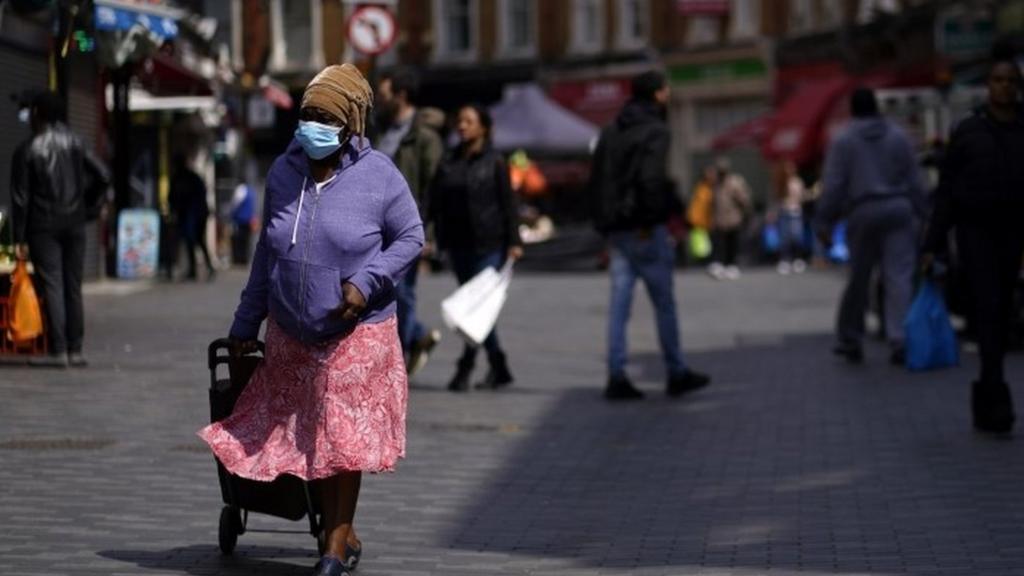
left=228, top=336, right=260, bottom=357
left=507, top=245, right=524, bottom=262
left=338, top=282, right=367, bottom=321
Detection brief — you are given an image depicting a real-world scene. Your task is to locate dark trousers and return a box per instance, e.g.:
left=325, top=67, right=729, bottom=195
left=958, top=226, right=1024, bottom=386
left=449, top=249, right=505, bottom=366
left=28, top=226, right=86, bottom=354
left=231, top=225, right=252, bottom=266
left=396, top=257, right=426, bottom=353
left=713, top=229, right=741, bottom=265
left=183, top=225, right=214, bottom=279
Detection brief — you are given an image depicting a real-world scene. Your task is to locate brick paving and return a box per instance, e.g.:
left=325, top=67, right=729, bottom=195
left=1, top=266, right=1023, bottom=575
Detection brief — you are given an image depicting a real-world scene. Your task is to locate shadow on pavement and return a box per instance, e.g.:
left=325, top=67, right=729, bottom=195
left=442, top=332, right=1024, bottom=573
left=98, top=544, right=314, bottom=576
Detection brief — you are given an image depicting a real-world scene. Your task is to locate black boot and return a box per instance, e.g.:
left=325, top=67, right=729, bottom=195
left=478, top=351, right=513, bottom=389
left=605, top=375, right=645, bottom=400
left=447, top=357, right=475, bottom=392
left=973, top=381, right=1015, bottom=434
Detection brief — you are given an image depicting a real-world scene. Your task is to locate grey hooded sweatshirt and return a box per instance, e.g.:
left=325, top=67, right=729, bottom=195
left=815, top=117, right=925, bottom=234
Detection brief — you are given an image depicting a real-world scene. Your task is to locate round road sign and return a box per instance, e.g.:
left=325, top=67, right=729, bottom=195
left=347, top=5, right=397, bottom=56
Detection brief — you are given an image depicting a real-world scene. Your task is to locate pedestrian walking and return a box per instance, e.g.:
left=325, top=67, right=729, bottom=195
left=709, top=157, right=752, bottom=280
left=229, top=180, right=256, bottom=266
left=776, top=161, right=808, bottom=275
left=815, top=87, right=926, bottom=365
left=428, top=104, right=523, bottom=392
left=169, top=156, right=216, bottom=281
left=923, top=54, right=1024, bottom=434
left=198, top=64, right=424, bottom=576
left=589, top=70, right=710, bottom=401
left=10, top=91, right=108, bottom=368
left=374, top=67, right=444, bottom=377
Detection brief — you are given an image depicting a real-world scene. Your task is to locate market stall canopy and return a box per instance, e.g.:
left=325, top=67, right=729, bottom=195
left=490, top=84, right=599, bottom=154
left=93, top=0, right=183, bottom=68
left=761, top=77, right=851, bottom=165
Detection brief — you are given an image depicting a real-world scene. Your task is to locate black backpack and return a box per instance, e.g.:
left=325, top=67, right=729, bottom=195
left=588, top=123, right=646, bottom=234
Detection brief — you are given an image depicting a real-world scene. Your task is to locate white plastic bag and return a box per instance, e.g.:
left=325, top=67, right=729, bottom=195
left=441, top=262, right=513, bottom=346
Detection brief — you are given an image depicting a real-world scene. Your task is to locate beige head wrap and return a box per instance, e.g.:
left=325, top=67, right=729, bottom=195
left=301, top=64, right=374, bottom=138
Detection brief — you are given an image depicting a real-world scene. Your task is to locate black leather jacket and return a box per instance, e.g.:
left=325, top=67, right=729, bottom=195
left=428, top=143, right=522, bottom=253
left=10, top=122, right=108, bottom=242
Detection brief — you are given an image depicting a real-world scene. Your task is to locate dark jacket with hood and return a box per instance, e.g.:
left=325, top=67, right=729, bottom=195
left=925, top=106, right=1024, bottom=253
left=815, top=116, right=925, bottom=233
left=10, top=122, right=108, bottom=242
left=428, top=142, right=522, bottom=253
left=589, top=99, right=674, bottom=234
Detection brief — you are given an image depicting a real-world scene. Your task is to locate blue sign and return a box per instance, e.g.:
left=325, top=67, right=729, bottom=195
left=95, top=5, right=178, bottom=40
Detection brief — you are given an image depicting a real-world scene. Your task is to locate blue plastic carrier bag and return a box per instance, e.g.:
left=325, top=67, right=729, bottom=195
left=904, top=280, right=959, bottom=372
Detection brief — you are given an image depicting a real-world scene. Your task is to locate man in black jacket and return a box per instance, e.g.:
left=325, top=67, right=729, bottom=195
left=924, top=55, right=1024, bottom=434
left=591, top=71, right=710, bottom=400
left=11, top=92, right=108, bottom=368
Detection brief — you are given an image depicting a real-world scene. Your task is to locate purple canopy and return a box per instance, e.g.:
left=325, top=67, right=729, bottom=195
left=489, top=84, right=600, bottom=153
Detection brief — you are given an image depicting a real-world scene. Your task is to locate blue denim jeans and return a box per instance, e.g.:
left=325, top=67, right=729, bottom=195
left=449, top=249, right=506, bottom=364
left=396, top=258, right=426, bottom=353
left=607, top=226, right=686, bottom=379
left=778, top=211, right=805, bottom=262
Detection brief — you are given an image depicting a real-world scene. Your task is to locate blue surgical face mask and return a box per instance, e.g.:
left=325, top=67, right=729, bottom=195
left=17, top=108, right=29, bottom=124
left=295, top=120, right=344, bottom=160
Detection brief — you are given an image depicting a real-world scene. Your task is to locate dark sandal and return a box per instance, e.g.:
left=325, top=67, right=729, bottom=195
left=343, top=541, right=362, bottom=570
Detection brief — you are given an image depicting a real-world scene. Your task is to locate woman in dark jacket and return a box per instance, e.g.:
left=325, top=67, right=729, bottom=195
left=429, top=104, right=523, bottom=392
left=925, top=55, right=1024, bottom=434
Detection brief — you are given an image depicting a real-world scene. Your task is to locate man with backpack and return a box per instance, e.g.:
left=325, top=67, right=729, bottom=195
left=590, top=71, right=711, bottom=401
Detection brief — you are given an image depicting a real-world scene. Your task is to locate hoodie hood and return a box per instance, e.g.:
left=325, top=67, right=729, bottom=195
left=850, top=117, right=889, bottom=141
left=616, top=99, right=666, bottom=131
left=284, top=134, right=372, bottom=176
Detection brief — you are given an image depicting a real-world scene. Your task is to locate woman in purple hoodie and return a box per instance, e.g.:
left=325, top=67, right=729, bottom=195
left=198, top=65, right=424, bottom=576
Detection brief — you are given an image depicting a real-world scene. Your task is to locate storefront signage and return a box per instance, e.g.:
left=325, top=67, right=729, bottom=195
left=676, top=0, right=730, bottom=15
left=669, top=58, right=767, bottom=85
left=936, top=8, right=994, bottom=60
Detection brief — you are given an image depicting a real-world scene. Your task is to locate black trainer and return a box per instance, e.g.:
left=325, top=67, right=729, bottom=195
left=447, top=359, right=474, bottom=392
left=477, top=351, right=513, bottom=390
left=889, top=347, right=906, bottom=367
left=605, top=375, right=645, bottom=400
left=667, top=370, right=711, bottom=398
left=832, top=342, right=864, bottom=364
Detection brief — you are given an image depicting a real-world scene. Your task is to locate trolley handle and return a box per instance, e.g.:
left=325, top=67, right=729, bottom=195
left=208, top=338, right=265, bottom=389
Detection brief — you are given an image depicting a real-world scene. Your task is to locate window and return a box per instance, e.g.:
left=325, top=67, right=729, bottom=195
left=435, top=0, right=478, bottom=61
left=269, top=0, right=322, bottom=72
left=617, top=0, right=648, bottom=50
left=858, top=0, right=900, bottom=23
left=499, top=0, right=536, bottom=57
left=729, top=0, right=760, bottom=40
left=819, top=0, right=845, bottom=28
left=788, top=0, right=813, bottom=34
left=572, top=0, right=604, bottom=54
left=687, top=16, right=719, bottom=47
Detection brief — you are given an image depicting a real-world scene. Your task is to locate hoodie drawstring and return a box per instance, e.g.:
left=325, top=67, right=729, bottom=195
left=291, top=177, right=307, bottom=246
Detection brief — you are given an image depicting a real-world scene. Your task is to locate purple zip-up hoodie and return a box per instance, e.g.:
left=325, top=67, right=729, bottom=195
left=230, top=137, right=424, bottom=344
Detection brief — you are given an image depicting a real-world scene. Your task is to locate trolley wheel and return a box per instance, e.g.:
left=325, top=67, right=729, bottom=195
left=218, top=506, right=241, bottom=555
left=317, top=528, right=327, bottom=556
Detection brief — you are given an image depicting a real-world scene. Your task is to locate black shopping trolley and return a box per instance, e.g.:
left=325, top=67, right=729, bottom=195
left=207, top=338, right=324, bottom=555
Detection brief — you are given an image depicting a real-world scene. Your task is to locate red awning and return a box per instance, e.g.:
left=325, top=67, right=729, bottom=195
left=137, top=53, right=213, bottom=97
left=761, top=76, right=852, bottom=165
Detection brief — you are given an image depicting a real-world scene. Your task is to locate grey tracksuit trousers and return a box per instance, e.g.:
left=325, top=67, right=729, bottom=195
left=838, top=198, right=917, bottom=349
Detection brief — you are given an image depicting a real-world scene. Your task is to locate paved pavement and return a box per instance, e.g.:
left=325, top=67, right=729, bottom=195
left=1, top=265, right=1023, bottom=576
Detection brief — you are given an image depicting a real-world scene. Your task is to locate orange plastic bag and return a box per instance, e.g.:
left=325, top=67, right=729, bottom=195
left=9, top=259, right=43, bottom=344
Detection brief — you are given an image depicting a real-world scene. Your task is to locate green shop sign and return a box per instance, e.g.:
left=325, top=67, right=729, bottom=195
left=669, top=58, right=768, bottom=85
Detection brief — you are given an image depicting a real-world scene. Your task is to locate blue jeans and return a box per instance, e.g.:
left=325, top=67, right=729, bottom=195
left=396, top=258, right=426, bottom=353
left=449, top=249, right=505, bottom=364
left=778, top=212, right=804, bottom=262
left=607, top=226, right=686, bottom=379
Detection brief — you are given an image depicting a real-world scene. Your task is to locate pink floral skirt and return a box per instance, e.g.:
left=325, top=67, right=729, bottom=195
left=198, top=316, right=407, bottom=481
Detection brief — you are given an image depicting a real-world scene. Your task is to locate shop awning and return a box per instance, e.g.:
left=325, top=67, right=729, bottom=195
left=94, top=0, right=181, bottom=40
left=761, top=77, right=852, bottom=164
left=104, top=85, right=217, bottom=112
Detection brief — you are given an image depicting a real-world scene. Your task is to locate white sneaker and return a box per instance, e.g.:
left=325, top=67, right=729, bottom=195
left=708, top=262, right=726, bottom=280
left=777, top=261, right=792, bottom=275
left=725, top=266, right=741, bottom=280
left=792, top=259, right=807, bottom=274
